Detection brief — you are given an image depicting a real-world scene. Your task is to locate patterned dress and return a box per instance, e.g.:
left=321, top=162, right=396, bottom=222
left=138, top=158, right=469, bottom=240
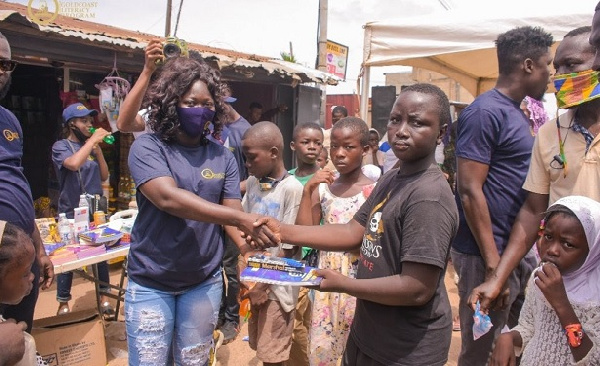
left=309, top=183, right=376, bottom=366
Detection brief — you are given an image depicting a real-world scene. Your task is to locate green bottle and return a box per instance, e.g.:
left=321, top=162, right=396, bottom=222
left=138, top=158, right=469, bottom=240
left=89, top=127, right=115, bottom=144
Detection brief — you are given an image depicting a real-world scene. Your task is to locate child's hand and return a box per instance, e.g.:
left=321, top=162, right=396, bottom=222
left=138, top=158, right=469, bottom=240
left=314, top=268, right=350, bottom=293
left=236, top=250, right=262, bottom=294
left=239, top=281, right=255, bottom=300
left=535, top=262, right=569, bottom=309
left=0, top=319, right=27, bottom=366
left=306, top=169, right=335, bottom=191
left=489, top=333, right=516, bottom=366
left=248, top=284, right=269, bottom=308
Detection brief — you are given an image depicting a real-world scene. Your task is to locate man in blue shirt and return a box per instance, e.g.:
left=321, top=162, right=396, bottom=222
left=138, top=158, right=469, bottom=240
left=451, top=26, right=553, bottom=365
left=0, top=32, right=54, bottom=335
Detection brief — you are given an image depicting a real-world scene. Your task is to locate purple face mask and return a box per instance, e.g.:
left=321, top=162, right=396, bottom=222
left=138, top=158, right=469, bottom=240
left=176, top=107, right=216, bottom=137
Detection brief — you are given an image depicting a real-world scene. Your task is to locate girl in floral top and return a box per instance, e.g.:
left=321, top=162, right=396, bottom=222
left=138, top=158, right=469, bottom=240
left=296, top=117, right=376, bottom=366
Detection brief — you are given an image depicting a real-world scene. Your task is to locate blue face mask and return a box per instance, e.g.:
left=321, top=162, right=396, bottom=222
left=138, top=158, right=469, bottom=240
left=176, top=107, right=216, bottom=137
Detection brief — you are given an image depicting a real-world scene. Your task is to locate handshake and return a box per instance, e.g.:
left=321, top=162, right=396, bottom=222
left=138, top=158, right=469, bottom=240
left=238, top=215, right=282, bottom=252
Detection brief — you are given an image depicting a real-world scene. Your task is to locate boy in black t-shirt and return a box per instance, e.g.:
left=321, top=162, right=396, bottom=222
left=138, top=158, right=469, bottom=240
left=255, top=83, right=459, bottom=366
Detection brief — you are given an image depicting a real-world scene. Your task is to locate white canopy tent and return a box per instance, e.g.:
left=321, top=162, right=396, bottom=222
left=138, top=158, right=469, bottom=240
left=359, top=3, right=595, bottom=120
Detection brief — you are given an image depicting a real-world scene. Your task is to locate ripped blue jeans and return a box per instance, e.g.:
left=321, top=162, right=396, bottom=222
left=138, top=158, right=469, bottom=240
left=125, top=269, right=222, bottom=366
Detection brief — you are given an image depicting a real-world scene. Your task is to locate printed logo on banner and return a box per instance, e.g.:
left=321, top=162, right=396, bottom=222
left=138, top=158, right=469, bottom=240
left=28, top=0, right=98, bottom=25
left=27, top=0, right=59, bottom=25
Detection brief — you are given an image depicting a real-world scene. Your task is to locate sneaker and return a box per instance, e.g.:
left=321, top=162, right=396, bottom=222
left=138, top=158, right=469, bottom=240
left=220, top=321, right=240, bottom=345
left=209, top=330, right=224, bottom=366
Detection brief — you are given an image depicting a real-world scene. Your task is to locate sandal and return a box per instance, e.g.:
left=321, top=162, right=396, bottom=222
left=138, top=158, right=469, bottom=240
left=452, top=316, right=461, bottom=331
left=100, top=301, right=115, bottom=316
left=57, top=303, right=70, bottom=316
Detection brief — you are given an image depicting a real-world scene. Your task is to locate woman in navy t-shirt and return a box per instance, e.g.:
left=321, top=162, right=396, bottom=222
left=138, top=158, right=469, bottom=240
left=126, top=56, right=274, bottom=366
left=51, top=103, right=113, bottom=316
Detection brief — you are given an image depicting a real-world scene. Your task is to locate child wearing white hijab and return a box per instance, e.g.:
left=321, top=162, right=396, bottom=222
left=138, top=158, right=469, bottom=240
left=491, top=195, right=600, bottom=365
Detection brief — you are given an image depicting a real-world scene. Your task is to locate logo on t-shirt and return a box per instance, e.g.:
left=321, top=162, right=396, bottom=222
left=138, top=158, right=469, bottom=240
left=201, top=168, right=225, bottom=180
left=3, top=129, right=19, bottom=142
left=360, top=196, right=386, bottom=271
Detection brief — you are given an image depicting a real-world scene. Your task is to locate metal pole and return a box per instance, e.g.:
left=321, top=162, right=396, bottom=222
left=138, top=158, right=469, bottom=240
left=360, top=24, right=371, bottom=121
left=360, top=66, right=370, bottom=121
left=165, top=0, right=172, bottom=37
left=317, top=0, right=328, bottom=125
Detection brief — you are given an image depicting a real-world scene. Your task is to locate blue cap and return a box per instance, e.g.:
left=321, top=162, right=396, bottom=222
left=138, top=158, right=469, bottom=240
left=223, top=96, right=237, bottom=103
left=62, top=103, right=98, bottom=124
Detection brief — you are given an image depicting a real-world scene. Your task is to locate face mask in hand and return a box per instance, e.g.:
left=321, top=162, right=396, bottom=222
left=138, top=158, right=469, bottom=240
left=176, top=107, right=216, bottom=137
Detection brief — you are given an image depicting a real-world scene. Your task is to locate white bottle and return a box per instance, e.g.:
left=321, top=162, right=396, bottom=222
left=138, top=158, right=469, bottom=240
left=102, top=175, right=110, bottom=199
left=58, top=213, right=73, bottom=245
left=79, top=194, right=88, bottom=208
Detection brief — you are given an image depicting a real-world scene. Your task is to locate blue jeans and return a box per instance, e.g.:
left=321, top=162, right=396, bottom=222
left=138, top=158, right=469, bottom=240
left=56, top=261, right=111, bottom=302
left=125, top=269, right=222, bottom=366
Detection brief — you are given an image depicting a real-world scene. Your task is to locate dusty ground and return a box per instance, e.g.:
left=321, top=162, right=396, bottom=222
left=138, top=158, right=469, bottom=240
left=33, top=262, right=461, bottom=365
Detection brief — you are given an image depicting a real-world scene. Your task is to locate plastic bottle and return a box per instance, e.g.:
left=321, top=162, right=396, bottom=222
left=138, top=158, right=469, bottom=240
left=122, top=176, right=131, bottom=201
left=129, top=176, right=136, bottom=201
left=108, top=195, right=117, bottom=215
left=239, top=282, right=255, bottom=322
left=128, top=176, right=137, bottom=209
left=102, top=175, right=110, bottom=198
left=58, top=213, right=73, bottom=245
left=78, top=194, right=91, bottom=227
left=89, top=127, right=115, bottom=144
left=118, top=175, right=125, bottom=199
left=79, top=194, right=88, bottom=209
left=239, top=298, right=251, bottom=322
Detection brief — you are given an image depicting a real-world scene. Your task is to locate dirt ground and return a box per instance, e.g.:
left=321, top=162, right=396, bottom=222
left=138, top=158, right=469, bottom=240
left=33, top=262, right=461, bottom=365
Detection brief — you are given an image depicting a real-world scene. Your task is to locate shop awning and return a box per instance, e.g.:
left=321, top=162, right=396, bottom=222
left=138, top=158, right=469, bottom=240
left=0, top=3, right=339, bottom=86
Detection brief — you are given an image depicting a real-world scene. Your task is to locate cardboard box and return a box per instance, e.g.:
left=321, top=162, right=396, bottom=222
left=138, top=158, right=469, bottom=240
left=32, top=309, right=107, bottom=366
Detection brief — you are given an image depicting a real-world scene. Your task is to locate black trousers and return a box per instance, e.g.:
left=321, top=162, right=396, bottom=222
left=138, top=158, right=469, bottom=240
left=219, top=237, right=240, bottom=324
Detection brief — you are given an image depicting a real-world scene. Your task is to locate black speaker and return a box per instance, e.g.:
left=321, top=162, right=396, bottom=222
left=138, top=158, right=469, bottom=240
left=371, top=86, right=396, bottom=139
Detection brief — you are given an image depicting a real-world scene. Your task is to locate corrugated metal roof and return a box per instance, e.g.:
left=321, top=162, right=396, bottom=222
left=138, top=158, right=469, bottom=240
left=0, top=2, right=339, bottom=85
